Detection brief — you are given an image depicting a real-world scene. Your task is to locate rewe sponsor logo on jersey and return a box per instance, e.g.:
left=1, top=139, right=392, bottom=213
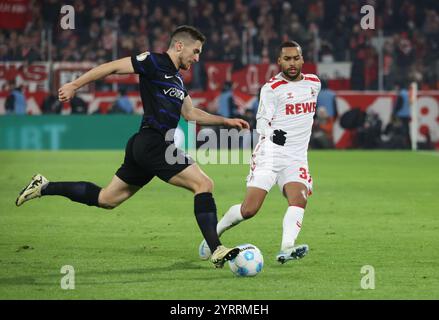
left=285, top=102, right=316, bottom=115
left=163, top=87, right=185, bottom=100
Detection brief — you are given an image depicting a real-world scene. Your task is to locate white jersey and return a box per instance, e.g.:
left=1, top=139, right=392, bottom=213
left=256, top=72, right=321, bottom=161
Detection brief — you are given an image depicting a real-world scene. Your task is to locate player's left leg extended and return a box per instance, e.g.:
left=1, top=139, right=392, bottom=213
left=168, top=163, right=239, bottom=268
left=277, top=181, right=310, bottom=263
left=98, top=175, right=141, bottom=209
left=16, top=174, right=140, bottom=209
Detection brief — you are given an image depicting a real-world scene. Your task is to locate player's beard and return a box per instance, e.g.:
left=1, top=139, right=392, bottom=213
left=178, top=56, right=188, bottom=70
left=282, top=68, right=301, bottom=81
left=180, top=61, right=192, bottom=70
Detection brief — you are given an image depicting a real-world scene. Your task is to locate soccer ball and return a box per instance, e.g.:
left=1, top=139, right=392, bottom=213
left=228, top=244, right=264, bottom=277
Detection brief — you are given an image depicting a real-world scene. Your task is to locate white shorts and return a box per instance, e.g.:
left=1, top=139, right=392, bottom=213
left=246, top=138, right=313, bottom=194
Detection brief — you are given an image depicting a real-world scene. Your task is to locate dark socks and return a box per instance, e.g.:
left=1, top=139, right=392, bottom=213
left=194, top=192, right=221, bottom=252
left=41, top=182, right=102, bottom=207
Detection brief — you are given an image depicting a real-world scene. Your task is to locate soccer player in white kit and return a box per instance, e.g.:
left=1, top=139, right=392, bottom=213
left=199, top=41, right=321, bottom=263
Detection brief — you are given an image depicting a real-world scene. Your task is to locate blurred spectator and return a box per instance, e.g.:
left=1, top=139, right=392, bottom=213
left=5, top=85, right=27, bottom=115
left=240, top=108, right=257, bottom=149
left=242, top=108, right=256, bottom=131
left=383, top=39, right=395, bottom=90
left=42, top=89, right=62, bottom=114
left=357, top=112, right=383, bottom=149
left=70, top=95, right=88, bottom=114
left=393, top=33, right=415, bottom=86
left=350, top=46, right=366, bottom=90
left=320, top=42, right=335, bottom=63
left=339, top=107, right=367, bottom=148
left=392, top=82, right=411, bottom=147
left=340, top=107, right=366, bottom=130
left=381, top=115, right=410, bottom=149
left=250, top=88, right=261, bottom=116
left=217, top=81, right=236, bottom=118
left=204, top=31, right=224, bottom=61
left=0, top=44, right=11, bottom=61
left=364, top=46, right=378, bottom=90
left=4, top=81, right=15, bottom=114
left=316, top=79, right=337, bottom=120
left=109, top=88, right=133, bottom=114
left=310, top=106, right=334, bottom=149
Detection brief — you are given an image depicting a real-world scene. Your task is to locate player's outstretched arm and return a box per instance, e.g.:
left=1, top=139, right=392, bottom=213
left=181, top=96, right=250, bottom=129
left=58, top=57, right=134, bottom=102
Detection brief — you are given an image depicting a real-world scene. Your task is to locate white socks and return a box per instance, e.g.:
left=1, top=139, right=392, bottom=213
left=217, top=204, right=305, bottom=253
left=281, top=206, right=305, bottom=251
left=217, top=204, right=244, bottom=237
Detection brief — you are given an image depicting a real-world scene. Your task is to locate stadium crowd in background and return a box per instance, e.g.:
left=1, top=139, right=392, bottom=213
left=1, top=0, right=438, bottom=150
left=1, top=0, right=439, bottom=91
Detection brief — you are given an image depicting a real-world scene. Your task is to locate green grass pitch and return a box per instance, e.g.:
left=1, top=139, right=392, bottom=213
left=0, top=150, right=438, bottom=299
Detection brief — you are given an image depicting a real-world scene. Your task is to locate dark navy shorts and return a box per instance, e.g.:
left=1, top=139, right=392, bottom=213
left=115, top=128, right=194, bottom=187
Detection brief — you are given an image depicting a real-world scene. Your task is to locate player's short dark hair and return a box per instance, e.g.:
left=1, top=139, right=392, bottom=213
left=279, top=41, right=302, bottom=56
left=170, top=25, right=206, bottom=45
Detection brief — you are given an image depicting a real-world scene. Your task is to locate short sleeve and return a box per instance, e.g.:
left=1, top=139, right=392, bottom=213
left=131, top=52, right=155, bottom=78
left=316, top=77, right=322, bottom=93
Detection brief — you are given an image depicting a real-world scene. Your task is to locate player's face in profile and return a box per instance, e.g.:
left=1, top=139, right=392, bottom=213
left=179, top=40, right=203, bottom=70
left=278, top=47, right=304, bottom=81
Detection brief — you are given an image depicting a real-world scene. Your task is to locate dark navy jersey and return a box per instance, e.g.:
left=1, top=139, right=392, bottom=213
left=131, top=52, right=188, bottom=135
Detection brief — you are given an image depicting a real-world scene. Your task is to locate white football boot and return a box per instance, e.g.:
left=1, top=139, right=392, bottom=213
left=15, top=174, right=49, bottom=207
left=276, top=244, right=309, bottom=264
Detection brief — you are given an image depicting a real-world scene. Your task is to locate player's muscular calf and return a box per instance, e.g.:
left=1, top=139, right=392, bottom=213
left=283, top=182, right=308, bottom=208
left=240, top=187, right=267, bottom=218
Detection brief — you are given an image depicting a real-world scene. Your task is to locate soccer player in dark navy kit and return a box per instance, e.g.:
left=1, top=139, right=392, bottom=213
left=16, top=26, right=249, bottom=268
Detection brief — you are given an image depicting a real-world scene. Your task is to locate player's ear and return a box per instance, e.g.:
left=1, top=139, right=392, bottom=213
left=176, top=40, right=183, bottom=53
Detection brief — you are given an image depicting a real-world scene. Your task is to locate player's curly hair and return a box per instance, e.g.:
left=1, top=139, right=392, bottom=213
left=170, top=25, right=206, bottom=45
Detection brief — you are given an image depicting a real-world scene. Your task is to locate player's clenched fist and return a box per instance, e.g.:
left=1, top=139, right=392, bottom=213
left=58, top=82, right=77, bottom=102
left=271, top=129, right=287, bottom=146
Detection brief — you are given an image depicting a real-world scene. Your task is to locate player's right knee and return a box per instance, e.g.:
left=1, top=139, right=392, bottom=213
left=98, top=190, right=120, bottom=210
left=100, top=203, right=117, bottom=210
left=99, top=198, right=119, bottom=210
left=194, top=177, right=214, bottom=194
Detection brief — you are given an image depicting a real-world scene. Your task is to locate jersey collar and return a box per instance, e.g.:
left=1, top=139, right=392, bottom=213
left=279, top=72, right=305, bottom=82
